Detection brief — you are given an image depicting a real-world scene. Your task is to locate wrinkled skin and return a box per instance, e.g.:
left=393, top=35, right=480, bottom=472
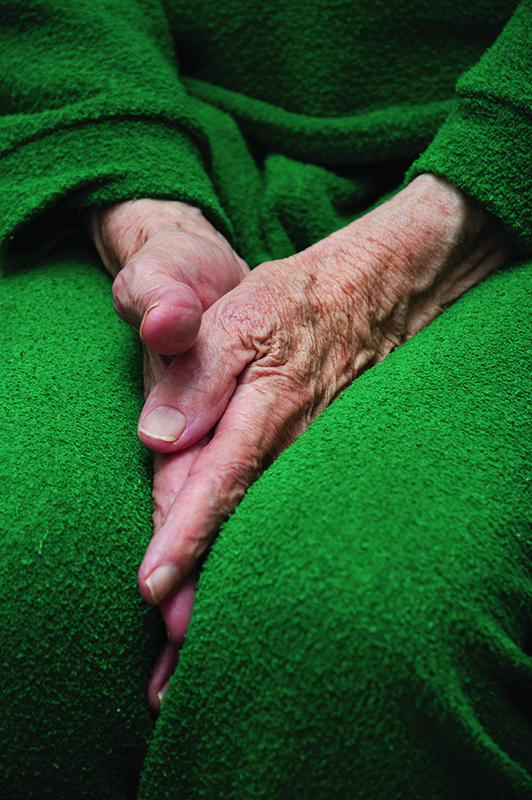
left=88, top=175, right=514, bottom=711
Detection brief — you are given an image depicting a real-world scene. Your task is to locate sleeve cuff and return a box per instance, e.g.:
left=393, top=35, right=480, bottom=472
left=405, top=96, right=532, bottom=256
left=0, top=117, right=233, bottom=267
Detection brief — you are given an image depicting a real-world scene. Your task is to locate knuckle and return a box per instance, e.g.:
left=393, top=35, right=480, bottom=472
left=112, top=256, right=168, bottom=329
left=111, top=267, right=138, bottom=326
left=211, top=291, right=280, bottom=359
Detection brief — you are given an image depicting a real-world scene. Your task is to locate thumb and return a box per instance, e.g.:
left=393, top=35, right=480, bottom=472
left=88, top=198, right=249, bottom=356
left=112, top=228, right=205, bottom=355
left=137, top=302, right=255, bottom=453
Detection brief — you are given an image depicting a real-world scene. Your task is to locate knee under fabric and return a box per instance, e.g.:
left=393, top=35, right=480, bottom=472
left=138, top=258, right=532, bottom=799
left=2, top=245, right=532, bottom=799
left=0, top=245, right=162, bottom=798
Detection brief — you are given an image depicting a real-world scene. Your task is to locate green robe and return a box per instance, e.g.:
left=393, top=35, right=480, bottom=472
left=2, top=1, right=532, bottom=798
left=1, top=0, right=532, bottom=267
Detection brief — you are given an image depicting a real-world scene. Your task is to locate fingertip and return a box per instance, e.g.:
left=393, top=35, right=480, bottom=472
left=138, top=406, right=187, bottom=448
left=147, top=641, right=180, bottom=713
left=161, top=569, right=198, bottom=643
left=157, top=680, right=171, bottom=708
left=144, top=563, right=180, bottom=605
left=139, top=301, right=160, bottom=342
left=139, top=286, right=202, bottom=355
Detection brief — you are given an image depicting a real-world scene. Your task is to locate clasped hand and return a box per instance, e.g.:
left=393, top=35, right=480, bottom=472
left=88, top=175, right=512, bottom=708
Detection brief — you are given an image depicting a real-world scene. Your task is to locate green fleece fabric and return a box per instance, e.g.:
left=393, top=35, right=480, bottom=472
left=407, top=0, right=532, bottom=255
left=0, top=0, right=526, bottom=267
left=3, top=246, right=532, bottom=800
left=2, top=0, right=532, bottom=797
left=0, top=248, right=161, bottom=798
left=140, top=257, right=532, bottom=800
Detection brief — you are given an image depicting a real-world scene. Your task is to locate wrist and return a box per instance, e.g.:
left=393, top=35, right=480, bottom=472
left=406, top=173, right=511, bottom=261
left=362, top=173, right=514, bottom=297
left=311, top=172, right=515, bottom=368
left=371, top=173, right=515, bottom=350
left=85, top=198, right=221, bottom=278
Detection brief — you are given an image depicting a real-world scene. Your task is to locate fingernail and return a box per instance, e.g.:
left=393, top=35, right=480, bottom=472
left=139, top=302, right=159, bottom=341
left=157, top=679, right=170, bottom=707
left=145, top=564, right=180, bottom=604
left=139, top=407, right=186, bottom=442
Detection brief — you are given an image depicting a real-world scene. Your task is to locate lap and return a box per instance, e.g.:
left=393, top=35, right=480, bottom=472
left=3, top=243, right=532, bottom=799
left=0, top=245, right=161, bottom=799
left=141, top=258, right=532, bottom=799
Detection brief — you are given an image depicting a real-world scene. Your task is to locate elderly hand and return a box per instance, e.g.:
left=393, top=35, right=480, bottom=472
left=87, top=198, right=250, bottom=710
left=135, top=175, right=514, bottom=617
left=87, top=198, right=249, bottom=353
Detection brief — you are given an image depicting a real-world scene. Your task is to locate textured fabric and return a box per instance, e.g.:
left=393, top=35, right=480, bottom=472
left=0, top=246, right=161, bottom=798
left=2, top=0, right=532, bottom=797
left=2, top=244, right=532, bottom=799
left=140, top=257, right=532, bottom=799
left=0, top=0, right=528, bottom=269
left=407, top=0, right=532, bottom=255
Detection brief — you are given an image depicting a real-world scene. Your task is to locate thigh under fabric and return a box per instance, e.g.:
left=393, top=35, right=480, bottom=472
left=138, top=258, right=532, bottom=800
left=3, top=242, right=532, bottom=800
left=0, top=245, right=162, bottom=799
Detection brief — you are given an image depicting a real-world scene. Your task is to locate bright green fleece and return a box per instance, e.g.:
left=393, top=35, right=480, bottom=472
left=1, top=0, right=531, bottom=267
left=2, top=1, right=532, bottom=798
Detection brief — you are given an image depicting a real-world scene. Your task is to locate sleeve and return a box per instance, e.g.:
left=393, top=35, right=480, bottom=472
left=406, top=0, right=532, bottom=256
left=0, top=0, right=232, bottom=266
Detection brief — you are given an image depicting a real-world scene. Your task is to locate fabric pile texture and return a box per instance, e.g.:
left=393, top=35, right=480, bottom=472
left=1, top=1, right=532, bottom=797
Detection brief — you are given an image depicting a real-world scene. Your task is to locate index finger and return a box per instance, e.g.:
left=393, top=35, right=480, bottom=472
left=138, top=376, right=300, bottom=605
left=137, top=309, right=255, bottom=453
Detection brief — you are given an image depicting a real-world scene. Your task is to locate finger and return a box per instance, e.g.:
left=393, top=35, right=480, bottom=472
left=137, top=320, right=254, bottom=454
left=138, top=283, right=202, bottom=355
left=147, top=559, right=199, bottom=714
left=159, top=568, right=198, bottom=645
left=147, top=640, right=180, bottom=712
left=151, top=436, right=211, bottom=532
left=138, top=377, right=297, bottom=605
left=113, top=228, right=248, bottom=356
left=143, top=344, right=171, bottom=398
left=113, top=248, right=203, bottom=356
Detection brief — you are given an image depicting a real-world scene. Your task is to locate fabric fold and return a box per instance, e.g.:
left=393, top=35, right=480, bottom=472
left=407, top=0, right=532, bottom=255
left=0, top=117, right=232, bottom=266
